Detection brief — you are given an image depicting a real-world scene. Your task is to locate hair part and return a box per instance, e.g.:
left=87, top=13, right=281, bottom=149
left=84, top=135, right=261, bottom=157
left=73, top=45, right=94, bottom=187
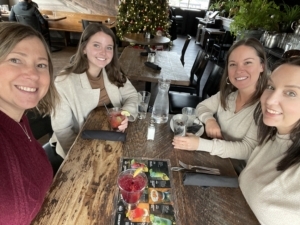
left=60, top=23, right=126, bottom=87
left=0, top=22, right=59, bottom=116
left=254, top=57, right=300, bottom=171
left=219, top=38, right=268, bottom=110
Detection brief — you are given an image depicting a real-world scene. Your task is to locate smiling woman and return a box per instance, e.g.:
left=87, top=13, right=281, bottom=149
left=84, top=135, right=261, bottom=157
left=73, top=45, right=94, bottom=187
left=0, top=22, right=59, bottom=225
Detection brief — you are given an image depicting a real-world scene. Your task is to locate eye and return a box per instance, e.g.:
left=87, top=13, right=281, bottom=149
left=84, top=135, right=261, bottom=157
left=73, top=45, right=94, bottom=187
left=93, top=43, right=100, bottom=48
left=245, top=61, right=252, bottom=65
left=37, top=63, right=48, bottom=68
left=266, top=84, right=274, bottom=90
left=107, top=46, right=113, bottom=51
left=229, top=63, right=236, bottom=67
left=10, top=58, right=21, bottom=64
left=286, top=91, right=296, bottom=97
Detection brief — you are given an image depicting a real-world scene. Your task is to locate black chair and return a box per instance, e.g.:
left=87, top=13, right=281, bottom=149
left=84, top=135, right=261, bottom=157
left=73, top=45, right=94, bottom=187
left=26, top=110, right=63, bottom=176
left=82, top=19, right=102, bottom=30
left=210, top=30, right=234, bottom=64
left=180, top=34, right=192, bottom=66
left=169, top=63, right=224, bottom=114
left=16, top=15, right=62, bottom=52
left=169, top=49, right=209, bottom=97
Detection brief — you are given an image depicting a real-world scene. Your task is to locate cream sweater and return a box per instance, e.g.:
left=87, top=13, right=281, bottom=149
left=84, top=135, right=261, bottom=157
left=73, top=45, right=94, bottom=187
left=239, top=134, right=300, bottom=225
left=50, top=69, right=138, bottom=158
left=196, top=91, right=258, bottom=160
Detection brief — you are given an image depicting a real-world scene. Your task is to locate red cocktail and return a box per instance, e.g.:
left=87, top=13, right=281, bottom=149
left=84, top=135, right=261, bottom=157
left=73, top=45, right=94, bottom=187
left=108, top=107, right=125, bottom=131
left=117, top=169, right=148, bottom=209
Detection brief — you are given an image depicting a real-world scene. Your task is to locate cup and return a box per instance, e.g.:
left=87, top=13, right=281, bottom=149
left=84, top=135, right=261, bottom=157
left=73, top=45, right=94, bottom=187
left=182, top=107, right=196, bottom=127
left=117, top=169, right=148, bottom=209
left=172, top=114, right=188, bottom=136
left=107, top=107, right=125, bottom=131
left=138, top=91, right=151, bottom=119
left=52, top=11, right=56, bottom=18
left=2, top=5, right=8, bottom=13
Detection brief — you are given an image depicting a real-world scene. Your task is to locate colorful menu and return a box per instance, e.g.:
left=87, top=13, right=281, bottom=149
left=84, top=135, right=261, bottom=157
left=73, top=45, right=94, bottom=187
left=114, top=158, right=177, bottom=225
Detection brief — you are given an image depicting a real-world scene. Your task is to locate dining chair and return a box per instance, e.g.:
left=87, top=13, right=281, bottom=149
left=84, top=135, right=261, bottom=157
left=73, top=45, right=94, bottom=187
left=180, top=34, right=192, bottom=66
left=210, top=30, right=234, bottom=64
left=169, top=63, right=224, bottom=114
left=16, top=15, right=62, bottom=52
left=169, top=49, right=209, bottom=96
left=82, top=19, right=102, bottom=30
left=26, top=110, right=63, bottom=176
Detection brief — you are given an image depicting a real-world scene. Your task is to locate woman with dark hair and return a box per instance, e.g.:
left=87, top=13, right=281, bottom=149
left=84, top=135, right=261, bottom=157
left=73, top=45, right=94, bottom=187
left=173, top=38, right=268, bottom=161
left=0, top=22, right=59, bottom=224
left=50, top=23, right=138, bottom=158
left=239, top=57, right=300, bottom=224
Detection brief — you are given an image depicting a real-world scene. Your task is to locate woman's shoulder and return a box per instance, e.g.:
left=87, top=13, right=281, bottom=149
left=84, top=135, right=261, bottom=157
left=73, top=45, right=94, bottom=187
left=55, top=72, right=86, bottom=83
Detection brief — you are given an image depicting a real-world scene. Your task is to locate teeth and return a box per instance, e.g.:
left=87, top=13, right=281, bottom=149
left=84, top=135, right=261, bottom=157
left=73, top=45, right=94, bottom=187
left=96, top=57, right=105, bottom=61
left=17, top=86, right=37, bottom=92
left=267, top=108, right=281, bottom=115
left=236, top=77, right=247, bottom=81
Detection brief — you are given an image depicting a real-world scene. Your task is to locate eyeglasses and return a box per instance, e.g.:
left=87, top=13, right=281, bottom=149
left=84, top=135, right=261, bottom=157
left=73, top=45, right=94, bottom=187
left=282, top=49, right=300, bottom=59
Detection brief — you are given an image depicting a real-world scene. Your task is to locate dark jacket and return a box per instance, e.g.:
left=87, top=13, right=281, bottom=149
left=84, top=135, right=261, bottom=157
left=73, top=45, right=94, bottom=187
left=9, top=1, right=45, bottom=25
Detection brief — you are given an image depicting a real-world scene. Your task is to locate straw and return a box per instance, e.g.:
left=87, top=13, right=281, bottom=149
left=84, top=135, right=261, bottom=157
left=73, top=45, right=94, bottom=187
left=103, top=102, right=109, bottom=114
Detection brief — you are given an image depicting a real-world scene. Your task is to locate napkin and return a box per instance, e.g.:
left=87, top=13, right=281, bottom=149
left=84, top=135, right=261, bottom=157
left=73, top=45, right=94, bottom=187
left=144, top=62, right=161, bottom=70
left=183, top=173, right=239, bottom=188
left=81, top=130, right=126, bottom=142
left=187, top=124, right=202, bottom=134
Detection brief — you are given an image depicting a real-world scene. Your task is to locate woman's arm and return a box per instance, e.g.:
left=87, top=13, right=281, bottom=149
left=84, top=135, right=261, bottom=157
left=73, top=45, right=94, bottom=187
left=119, top=79, right=138, bottom=120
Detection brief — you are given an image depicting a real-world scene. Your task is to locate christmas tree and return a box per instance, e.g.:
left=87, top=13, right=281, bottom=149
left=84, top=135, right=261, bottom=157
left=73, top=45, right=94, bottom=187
left=116, top=0, right=170, bottom=39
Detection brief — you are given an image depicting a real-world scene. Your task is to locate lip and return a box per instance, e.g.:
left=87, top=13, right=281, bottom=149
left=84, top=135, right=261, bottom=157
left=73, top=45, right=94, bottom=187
left=264, top=107, right=282, bottom=117
left=16, top=85, right=38, bottom=93
left=235, top=76, right=248, bottom=81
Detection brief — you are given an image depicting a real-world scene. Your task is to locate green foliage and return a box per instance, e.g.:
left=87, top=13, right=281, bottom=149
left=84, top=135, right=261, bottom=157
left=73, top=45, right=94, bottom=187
left=280, top=3, right=300, bottom=25
left=116, top=0, right=170, bottom=39
left=230, top=0, right=280, bottom=37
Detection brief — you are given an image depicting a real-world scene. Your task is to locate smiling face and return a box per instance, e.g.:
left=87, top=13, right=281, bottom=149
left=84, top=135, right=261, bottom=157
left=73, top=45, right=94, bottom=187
left=260, top=64, right=300, bottom=134
left=83, top=31, right=114, bottom=77
left=228, top=45, right=264, bottom=93
left=0, top=36, right=50, bottom=121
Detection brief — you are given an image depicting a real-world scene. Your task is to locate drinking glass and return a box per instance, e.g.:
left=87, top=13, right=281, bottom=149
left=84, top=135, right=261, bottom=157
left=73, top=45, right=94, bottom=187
left=52, top=11, right=56, bottom=18
left=182, top=107, right=196, bottom=127
left=117, top=169, right=148, bottom=209
left=107, top=107, right=125, bottom=131
left=138, top=91, right=151, bottom=119
left=172, top=114, right=188, bottom=136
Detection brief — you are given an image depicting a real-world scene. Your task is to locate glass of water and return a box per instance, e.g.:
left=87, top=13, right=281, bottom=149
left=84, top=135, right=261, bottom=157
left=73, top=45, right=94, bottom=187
left=172, top=114, right=188, bottom=136
left=138, top=91, right=151, bottom=119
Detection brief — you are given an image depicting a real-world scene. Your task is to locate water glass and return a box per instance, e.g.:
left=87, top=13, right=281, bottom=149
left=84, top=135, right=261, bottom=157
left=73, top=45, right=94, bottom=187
left=52, top=11, right=57, bottom=18
left=182, top=107, right=196, bottom=127
left=138, top=91, right=151, bottom=119
left=172, top=114, right=188, bottom=136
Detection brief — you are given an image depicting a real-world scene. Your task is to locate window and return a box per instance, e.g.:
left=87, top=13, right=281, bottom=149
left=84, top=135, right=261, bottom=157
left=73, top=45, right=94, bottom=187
left=169, top=0, right=211, bottom=10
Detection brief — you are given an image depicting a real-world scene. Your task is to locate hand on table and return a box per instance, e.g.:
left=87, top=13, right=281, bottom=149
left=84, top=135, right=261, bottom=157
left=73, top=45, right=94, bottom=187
left=205, top=119, right=223, bottom=139
left=118, top=116, right=128, bottom=132
left=172, top=133, right=199, bottom=151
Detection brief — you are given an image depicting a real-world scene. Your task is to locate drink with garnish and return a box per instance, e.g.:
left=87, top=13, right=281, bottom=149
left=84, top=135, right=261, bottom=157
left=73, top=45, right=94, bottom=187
left=117, top=169, right=148, bottom=209
left=107, top=107, right=126, bottom=131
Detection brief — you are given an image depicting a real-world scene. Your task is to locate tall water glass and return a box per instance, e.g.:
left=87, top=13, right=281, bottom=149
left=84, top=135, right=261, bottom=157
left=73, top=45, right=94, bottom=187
left=182, top=107, right=196, bottom=127
left=138, top=91, right=151, bottom=119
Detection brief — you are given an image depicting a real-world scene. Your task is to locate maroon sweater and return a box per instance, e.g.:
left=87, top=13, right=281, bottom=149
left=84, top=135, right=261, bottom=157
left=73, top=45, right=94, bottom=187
left=0, top=110, right=53, bottom=225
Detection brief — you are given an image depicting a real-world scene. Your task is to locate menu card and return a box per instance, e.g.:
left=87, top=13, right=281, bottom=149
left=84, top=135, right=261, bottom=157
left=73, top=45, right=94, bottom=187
left=114, top=157, right=177, bottom=225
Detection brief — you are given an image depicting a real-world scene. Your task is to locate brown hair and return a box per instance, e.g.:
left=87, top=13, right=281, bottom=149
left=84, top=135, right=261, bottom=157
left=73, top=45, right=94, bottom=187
left=219, top=38, right=268, bottom=109
left=0, top=22, right=59, bottom=115
left=59, top=23, right=126, bottom=87
left=254, top=57, right=300, bottom=171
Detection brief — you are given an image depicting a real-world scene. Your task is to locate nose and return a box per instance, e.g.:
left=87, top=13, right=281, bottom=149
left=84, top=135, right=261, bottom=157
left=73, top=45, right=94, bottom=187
left=264, top=90, right=279, bottom=105
left=23, top=65, right=40, bottom=81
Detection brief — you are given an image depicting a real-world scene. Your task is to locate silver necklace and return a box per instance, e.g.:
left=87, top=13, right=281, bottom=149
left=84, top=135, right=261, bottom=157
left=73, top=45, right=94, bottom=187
left=17, top=123, right=31, bottom=142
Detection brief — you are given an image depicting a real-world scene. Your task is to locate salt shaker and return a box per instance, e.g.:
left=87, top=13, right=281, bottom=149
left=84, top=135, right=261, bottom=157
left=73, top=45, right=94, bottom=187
left=147, top=122, right=155, bottom=140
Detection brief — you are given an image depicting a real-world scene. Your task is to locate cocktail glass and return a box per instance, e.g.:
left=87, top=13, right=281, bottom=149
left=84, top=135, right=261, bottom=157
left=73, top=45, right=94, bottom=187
left=117, top=169, right=148, bottom=209
left=107, top=107, right=125, bottom=131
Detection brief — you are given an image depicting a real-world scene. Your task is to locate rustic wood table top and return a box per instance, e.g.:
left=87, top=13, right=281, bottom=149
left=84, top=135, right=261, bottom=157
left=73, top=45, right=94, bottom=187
left=119, top=46, right=190, bottom=91
left=32, top=108, right=259, bottom=225
left=123, top=33, right=170, bottom=45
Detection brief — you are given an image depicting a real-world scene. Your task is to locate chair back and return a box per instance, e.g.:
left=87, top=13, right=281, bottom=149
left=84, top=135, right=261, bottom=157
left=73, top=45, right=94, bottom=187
left=82, top=19, right=102, bottom=30
left=220, top=30, right=234, bottom=46
left=201, top=63, right=224, bottom=99
left=190, top=49, right=209, bottom=86
left=16, top=15, right=42, bottom=32
left=180, top=34, right=191, bottom=65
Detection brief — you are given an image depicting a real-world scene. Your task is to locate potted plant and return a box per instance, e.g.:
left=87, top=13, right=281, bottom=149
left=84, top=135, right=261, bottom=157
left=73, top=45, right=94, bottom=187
left=230, top=0, right=280, bottom=39
left=278, top=3, right=300, bottom=33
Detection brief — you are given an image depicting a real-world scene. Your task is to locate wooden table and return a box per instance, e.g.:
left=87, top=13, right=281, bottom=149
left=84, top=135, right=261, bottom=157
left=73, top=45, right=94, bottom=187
left=119, top=46, right=189, bottom=92
left=123, top=33, right=170, bottom=46
left=44, top=15, right=67, bottom=22
left=32, top=108, right=259, bottom=225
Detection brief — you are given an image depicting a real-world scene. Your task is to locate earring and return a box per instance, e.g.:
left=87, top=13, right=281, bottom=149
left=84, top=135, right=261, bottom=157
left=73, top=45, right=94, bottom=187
left=226, top=77, right=230, bottom=85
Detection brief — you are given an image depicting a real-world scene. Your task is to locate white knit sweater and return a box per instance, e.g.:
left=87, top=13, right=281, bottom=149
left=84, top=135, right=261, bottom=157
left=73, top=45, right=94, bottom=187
left=239, top=133, right=300, bottom=225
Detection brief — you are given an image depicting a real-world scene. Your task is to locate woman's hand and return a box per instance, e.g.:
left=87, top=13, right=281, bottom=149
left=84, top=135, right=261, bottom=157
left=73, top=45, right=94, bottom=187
left=118, top=116, right=129, bottom=132
left=205, top=119, right=223, bottom=139
left=172, top=133, right=199, bottom=151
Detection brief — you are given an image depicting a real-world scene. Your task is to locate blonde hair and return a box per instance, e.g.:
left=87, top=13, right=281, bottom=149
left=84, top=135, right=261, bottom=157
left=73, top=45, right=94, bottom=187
left=0, top=22, right=59, bottom=115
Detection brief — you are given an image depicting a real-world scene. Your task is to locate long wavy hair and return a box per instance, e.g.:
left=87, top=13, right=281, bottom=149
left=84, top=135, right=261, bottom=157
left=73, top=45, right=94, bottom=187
left=59, top=23, right=126, bottom=87
left=219, top=38, right=268, bottom=110
left=254, top=57, right=300, bottom=171
left=0, top=22, right=59, bottom=115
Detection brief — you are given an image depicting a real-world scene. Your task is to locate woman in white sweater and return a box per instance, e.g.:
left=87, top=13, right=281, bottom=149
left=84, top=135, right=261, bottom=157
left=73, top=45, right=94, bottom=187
left=239, top=57, right=300, bottom=224
left=173, top=38, right=268, bottom=161
left=51, top=24, right=138, bottom=158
